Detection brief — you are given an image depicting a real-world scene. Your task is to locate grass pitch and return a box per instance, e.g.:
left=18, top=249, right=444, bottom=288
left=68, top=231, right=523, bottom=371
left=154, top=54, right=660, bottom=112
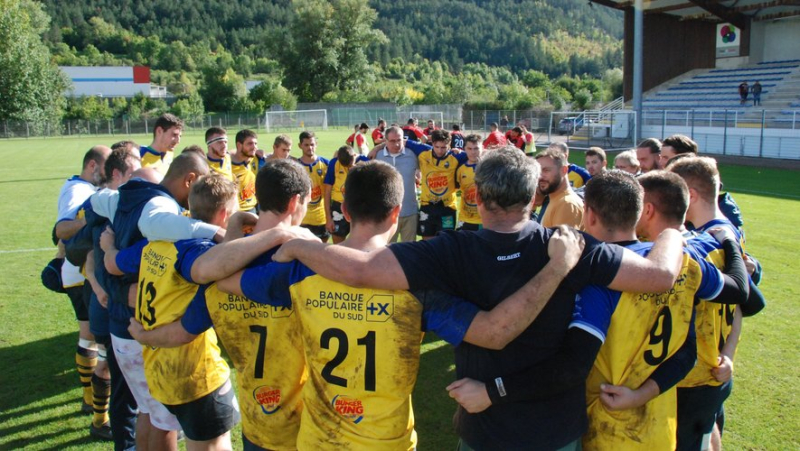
left=0, top=131, right=797, bottom=449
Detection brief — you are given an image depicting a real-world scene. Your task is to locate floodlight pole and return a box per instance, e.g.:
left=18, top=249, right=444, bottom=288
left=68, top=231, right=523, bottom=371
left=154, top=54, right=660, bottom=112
left=633, top=0, right=644, bottom=142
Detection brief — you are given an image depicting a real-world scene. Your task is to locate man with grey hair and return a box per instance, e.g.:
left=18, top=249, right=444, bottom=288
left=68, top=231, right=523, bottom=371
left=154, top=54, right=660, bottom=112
left=274, top=145, right=685, bottom=450
left=614, top=149, right=641, bottom=175
left=374, top=126, right=421, bottom=242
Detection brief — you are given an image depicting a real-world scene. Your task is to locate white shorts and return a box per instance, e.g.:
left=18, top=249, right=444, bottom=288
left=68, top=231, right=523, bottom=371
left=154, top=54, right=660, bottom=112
left=111, top=334, right=181, bottom=431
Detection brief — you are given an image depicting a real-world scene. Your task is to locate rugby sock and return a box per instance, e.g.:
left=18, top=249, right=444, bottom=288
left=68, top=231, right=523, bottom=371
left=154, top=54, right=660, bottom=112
left=91, top=373, right=111, bottom=427
left=76, top=340, right=98, bottom=407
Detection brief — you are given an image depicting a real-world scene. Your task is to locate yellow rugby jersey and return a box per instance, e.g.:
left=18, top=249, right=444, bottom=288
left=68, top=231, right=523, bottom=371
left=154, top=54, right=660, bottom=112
left=119, top=239, right=229, bottom=405
left=207, top=153, right=233, bottom=181
left=232, top=159, right=258, bottom=211
left=573, top=242, right=722, bottom=450
left=567, top=165, right=590, bottom=189
left=456, top=163, right=481, bottom=225
left=298, top=157, right=329, bottom=226
left=417, top=150, right=465, bottom=209
left=324, top=156, right=369, bottom=204
left=183, top=282, right=307, bottom=450
left=679, top=225, right=743, bottom=388
left=140, top=146, right=173, bottom=174
left=240, top=261, right=478, bottom=450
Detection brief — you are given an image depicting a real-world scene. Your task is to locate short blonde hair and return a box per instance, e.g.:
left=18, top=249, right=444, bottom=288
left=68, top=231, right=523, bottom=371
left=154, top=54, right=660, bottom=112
left=189, top=174, right=238, bottom=223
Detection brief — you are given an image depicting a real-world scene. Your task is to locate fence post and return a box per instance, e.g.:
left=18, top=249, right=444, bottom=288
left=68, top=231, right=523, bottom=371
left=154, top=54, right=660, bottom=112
left=690, top=110, right=695, bottom=138
left=722, top=109, right=728, bottom=155
left=145, top=119, right=149, bottom=135
left=108, top=120, right=112, bottom=135
left=759, top=109, right=765, bottom=158
left=661, top=110, right=666, bottom=139
left=26, top=122, right=29, bottom=138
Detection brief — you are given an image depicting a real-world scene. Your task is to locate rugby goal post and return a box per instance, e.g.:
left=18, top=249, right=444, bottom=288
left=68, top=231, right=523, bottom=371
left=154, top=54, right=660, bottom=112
left=264, top=109, right=328, bottom=133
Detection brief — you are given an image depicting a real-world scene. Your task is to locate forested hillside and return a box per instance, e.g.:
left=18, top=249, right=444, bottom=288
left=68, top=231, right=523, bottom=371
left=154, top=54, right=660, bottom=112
left=10, top=0, right=625, bottom=122
left=40, top=0, right=622, bottom=78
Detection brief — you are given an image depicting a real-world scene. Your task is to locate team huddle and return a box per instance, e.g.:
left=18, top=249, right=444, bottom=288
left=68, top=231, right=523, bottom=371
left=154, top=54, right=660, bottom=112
left=50, top=113, right=765, bottom=451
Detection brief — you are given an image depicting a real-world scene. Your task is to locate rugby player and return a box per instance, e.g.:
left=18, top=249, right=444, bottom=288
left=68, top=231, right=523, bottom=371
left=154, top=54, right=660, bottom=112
left=455, top=135, right=484, bottom=231
left=296, top=130, right=331, bottom=241
left=55, top=146, right=111, bottom=422
left=222, top=160, right=585, bottom=449
left=230, top=129, right=260, bottom=213
left=273, top=146, right=686, bottom=451
left=413, top=129, right=468, bottom=239
left=584, top=147, right=607, bottom=177
left=372, top=118, right=387, bottom=146
left=535, top=147, right=584, bottom=229
left=205, top=127, right=233, bottom=180
left=140, top=113, right=183, bottom=173
left=548, top=142, right=591, bottom=188
left=636, top=138, right=662, bottom=173
left=324, top=145, right=369, bottom=243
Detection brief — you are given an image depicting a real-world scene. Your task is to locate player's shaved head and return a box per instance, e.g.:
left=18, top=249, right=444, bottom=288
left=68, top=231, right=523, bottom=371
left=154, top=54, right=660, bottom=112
left=638, top=171, right=689, bottom=225
left=668, top=156, right=720, bottom=205
left=83, top=145, right=111, bottom=169
left=476, top=146, right=538, bottom=214
left=344, top=161, right=403, bottom=225
left=584, top=170, right=643, bottom=233
left=130, top=167, right=164, bottom=184
left=188, top=174, right=238, bottom=224
left=256, top=159, right=311, bottom=215
left=164, top=152, right=210, bottom=182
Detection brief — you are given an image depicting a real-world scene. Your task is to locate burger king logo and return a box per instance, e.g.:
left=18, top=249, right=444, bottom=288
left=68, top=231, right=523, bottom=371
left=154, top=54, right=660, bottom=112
left=426, top=172, right=449, bottom=197
left=253, top=386, right=282, bottom=414
left=331, top=395, right=365, bottom=424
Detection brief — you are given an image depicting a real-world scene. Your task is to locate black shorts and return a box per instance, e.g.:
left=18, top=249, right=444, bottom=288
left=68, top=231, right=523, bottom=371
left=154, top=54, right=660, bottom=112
left=330, top=201, right=350, bottom=237
left=457, top=222, right=482, bottom=232
left=164, top=379, right=240, bottom=441
left=676, top=380, right=732, bottom=451
left=65, top=283, right=91, bottom=321
left=301, top=223, right=331, bottom=242
left=418, top=203, right=456, bottom=237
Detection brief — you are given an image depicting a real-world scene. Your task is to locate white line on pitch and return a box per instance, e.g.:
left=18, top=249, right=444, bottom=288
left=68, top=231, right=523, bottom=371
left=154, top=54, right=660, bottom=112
left=727, top=188, right=800, bottom=200
left=0, top=248, right=54, bottom=254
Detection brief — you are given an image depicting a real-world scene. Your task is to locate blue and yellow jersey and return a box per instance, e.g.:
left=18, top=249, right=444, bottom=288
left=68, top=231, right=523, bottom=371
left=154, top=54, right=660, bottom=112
left=231, top=159, right=258, bottom=212
left=572, top=241, right=723, bottom=450
left=679, top=223, right=743, bottom=388
left=416, top=150, right=467, bottom=209
left=240, top=261, right=479, bottom=450
left=116, top=238, right=229, bottom=405
left=140, top=146, right=173, bottom=174
left=323, top=156, right=369, bottom=204
left=207, top=153, right=233, bottom=181
left=182, top=270, right=307, bottom=450
left=568, top=164, right=591, bottom=188
left=297, top=157, right=329, bottom=226
left=456, top=163, right=480, bottom=225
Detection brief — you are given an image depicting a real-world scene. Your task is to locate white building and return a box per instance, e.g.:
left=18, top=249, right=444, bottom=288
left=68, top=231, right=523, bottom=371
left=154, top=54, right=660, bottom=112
left=60, top=66, right=169, bottom=98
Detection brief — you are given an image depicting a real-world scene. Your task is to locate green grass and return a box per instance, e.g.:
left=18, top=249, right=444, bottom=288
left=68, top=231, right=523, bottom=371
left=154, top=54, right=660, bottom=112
left=0, top=132, right=798, bottom=449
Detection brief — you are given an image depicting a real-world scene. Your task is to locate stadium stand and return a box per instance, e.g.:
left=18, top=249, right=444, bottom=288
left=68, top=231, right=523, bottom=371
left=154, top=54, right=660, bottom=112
left=642, top=60, right=800, bottom=110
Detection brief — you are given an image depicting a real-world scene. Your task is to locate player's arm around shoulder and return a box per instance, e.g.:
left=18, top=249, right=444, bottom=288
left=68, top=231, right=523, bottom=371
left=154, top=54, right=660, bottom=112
left=463, top=226, right=584, bottom=350
left=274, top=240, right=409, bottom=290
left=609, top=228, right=683, bottom=293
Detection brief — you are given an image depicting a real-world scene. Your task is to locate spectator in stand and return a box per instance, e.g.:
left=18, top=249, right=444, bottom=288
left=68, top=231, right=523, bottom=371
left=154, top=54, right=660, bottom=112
left=403, top=118, right=427, bottom=143
left=738, top=81, right=749, bottom=105
left=483, top=122, right=507, bottom=149
left=636, top=138, right=662, bottom=173
left=423, top=119, right=439, bottom=137
left=451, top=124, right=465, bottom=150
left=751, top=81, right=762, bottom=106
left=614, top=150, right=641, bottom=175
left=346, top=123, right=370, bottom=155
left=585, top=147, right=607, bottom=177
left=372, top=118, right=387, bottom=146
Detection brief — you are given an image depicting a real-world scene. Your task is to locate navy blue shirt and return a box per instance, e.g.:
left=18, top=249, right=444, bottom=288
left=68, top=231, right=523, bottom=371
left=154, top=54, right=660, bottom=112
left=390, top=220, right=624, bottom=450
